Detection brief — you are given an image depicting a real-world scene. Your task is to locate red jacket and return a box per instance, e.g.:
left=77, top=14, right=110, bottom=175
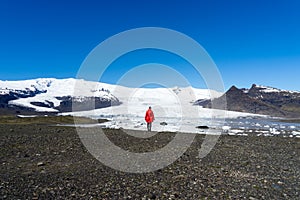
left=145, top=109, right=154, bottom=123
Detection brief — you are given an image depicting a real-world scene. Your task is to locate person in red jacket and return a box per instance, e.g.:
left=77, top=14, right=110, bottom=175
left=145, top=106, right=155, bottom=131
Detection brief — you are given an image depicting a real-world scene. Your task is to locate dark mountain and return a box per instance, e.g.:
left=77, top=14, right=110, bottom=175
left=56, top=96, right=121, bottom=112
left=194, top=84, right=300, bottom=118
left=0, top=88, right=47, bottom=114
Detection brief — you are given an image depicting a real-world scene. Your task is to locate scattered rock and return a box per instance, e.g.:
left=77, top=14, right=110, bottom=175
left=1, top=123, right=300, bottom=199
left=150, top=193, right=156, bottom=199
left=277, top=181, right=284, bottom=185
left=173, top=175, right=186, bottom=180
left=23, top=153, right=30, bottom=158
left=160, top=122, right=168, bottom=126
left=249, top=197, right=258, bottom=200
left=37, top=162, right=45, bottom=167
left=195, top=125, right=209, bottom=129
left=272, top=184, right=282, bottom=190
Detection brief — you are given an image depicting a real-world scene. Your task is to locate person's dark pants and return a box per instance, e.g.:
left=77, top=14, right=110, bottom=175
left=147, top=122, right=152, bottom=131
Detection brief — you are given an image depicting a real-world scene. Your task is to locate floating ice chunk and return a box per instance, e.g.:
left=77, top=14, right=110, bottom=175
left=230, top=129, right=243, bottom=134
left=237, top=133, right=248, bottom=136
left=260, top=130, right=270, bottom=134
left=228, top=132, right=236, bottom=136
left=292, top=131, right=300, bottom=135
left=222, top=126, right=231, bottom=132
left=263, top=133, right=273, bottom=137
left=17, top=115, right=38, bottom=118
left=269, top=127, right=281, bottom=135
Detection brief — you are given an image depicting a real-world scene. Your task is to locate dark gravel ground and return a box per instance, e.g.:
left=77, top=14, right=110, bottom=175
left=1, top=124, right=299, bottom=199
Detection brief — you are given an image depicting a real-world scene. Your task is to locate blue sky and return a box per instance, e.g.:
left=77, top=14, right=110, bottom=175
left=0, top=0, right=299, bottom=91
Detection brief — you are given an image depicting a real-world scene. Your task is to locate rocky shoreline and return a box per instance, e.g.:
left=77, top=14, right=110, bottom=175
left=1, top=124, right=299, bottom=199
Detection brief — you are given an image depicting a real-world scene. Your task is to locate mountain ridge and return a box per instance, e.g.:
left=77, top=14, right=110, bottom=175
left=194, top=84, right=300, bottom=118
left=1, top=78, right=299, bottom=118
left=0, top=78, right=222, bottom=115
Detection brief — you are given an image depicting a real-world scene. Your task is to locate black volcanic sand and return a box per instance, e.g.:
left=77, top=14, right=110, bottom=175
left=1, top=124, right=300, bottom=199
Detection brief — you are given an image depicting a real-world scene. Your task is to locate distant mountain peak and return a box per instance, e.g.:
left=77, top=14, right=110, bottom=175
left=228, top=85, right=239, bottom=91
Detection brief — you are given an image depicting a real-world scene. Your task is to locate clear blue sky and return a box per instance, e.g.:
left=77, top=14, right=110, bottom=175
left=0, top=0, right=299, bottom=91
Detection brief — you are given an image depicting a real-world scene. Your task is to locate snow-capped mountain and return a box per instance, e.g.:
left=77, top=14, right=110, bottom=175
left=2, top=78, right=299, bottom=119
left=195, top=84, right=300, bottom=118
left=0, top=78, right=224, bottom=114
left=0, top=78, right=120, bottom=113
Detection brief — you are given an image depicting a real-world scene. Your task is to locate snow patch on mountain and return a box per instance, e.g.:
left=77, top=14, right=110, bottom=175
left=254, top=84, right=300, bottom=94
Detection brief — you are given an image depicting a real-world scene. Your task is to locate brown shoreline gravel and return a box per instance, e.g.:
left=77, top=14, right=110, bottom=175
left=1, top=124, right=299, bottom=199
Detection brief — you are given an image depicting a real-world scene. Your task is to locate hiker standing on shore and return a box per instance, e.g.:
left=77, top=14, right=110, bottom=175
left=145, top=106, right=155, bottom=131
